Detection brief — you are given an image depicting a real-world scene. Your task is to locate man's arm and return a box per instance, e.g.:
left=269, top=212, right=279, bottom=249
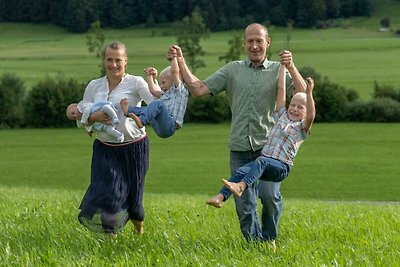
left=279, top=50, right=307, bottom=95
left=304, top=77, right=316, bottom=132
left=168, top=45, right=210, bottom=97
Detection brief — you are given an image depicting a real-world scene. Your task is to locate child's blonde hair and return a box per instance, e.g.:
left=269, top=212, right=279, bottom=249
left=159, top=66, right=171, bottom=78
left=159, top=66, right=182, bottom=80
left=291, top=92, right=307, bottom=105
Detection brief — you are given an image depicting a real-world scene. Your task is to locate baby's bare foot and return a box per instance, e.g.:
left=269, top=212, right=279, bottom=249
left=223, top=179, right=244, bottom=197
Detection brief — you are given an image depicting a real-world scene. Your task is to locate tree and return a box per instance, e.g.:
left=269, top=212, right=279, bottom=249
left=325, top=0, right=341, bottom=19
left=206, top=1, right=217, bottom=30
left=63, top=0, right=96, bottom=33
left=340, top=0, right=353, bottom=18
left=86, top=20, right=106, bottom=76
left=352, top=0, right=373, bottom=16
left=176, top=7, right=209, bottom=73
left=380, top=17, right=390, bottom=28
left=218, top=31, right=243, bottom=63
left=285, top=19, right=294, bottom=50
left=296, top=0, right=326, bottom=27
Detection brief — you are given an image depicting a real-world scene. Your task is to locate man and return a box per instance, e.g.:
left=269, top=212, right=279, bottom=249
left=168, top=23, right=306, bottom=247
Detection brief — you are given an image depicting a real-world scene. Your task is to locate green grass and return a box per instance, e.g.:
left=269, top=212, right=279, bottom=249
left=1, top=123, right=400, bottom=265
left=1, top=123, right=399, bottom=201
left=1, top=187, right=399, bottom=266
left=2, top=1, right=400, bottom=263
left=1, top=0, right=400, bottom=99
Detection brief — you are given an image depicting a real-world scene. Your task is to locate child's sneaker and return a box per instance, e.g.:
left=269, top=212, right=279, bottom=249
left=117, top=133, right=125, bottom=143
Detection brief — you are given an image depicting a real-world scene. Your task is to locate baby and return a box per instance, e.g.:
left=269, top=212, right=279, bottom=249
left=66, top=100, right=124, bottom=142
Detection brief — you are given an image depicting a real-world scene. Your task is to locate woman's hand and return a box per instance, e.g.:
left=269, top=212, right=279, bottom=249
left=88, top=110, right=112, bottom=125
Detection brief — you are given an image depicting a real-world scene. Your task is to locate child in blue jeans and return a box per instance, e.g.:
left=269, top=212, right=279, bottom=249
left=121, top=56, right=189, bottom=138
left=207, top=65, right=316, bottom=208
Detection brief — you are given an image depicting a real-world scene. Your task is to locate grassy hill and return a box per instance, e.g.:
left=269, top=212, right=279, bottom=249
left=1, top=0, right=400, bottom=99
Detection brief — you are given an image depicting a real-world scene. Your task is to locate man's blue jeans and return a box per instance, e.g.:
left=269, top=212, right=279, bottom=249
left=228, top=150, right=283, bottom=241
left=128, top=100, right=175, bottom=138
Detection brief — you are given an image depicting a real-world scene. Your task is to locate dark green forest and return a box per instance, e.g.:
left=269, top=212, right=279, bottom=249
left=0, top=0, right=374, bottom=32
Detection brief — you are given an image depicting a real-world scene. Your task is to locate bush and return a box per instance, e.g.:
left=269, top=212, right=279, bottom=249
left=314, top=78, right=350, bottom=122
left=345, top=100, right=373, bottom=122
left=380, top=17, right=390, bottom=28
left=24, top=76, right=85, bottom=128
left=370, top=97, right=400, bottom=122
left=299, top=66, right=322, bottom=84
left=0, top=73, right=26, bottom=128
left=346, top=98, right=400, bottom=122
left=185, top=94, right=231, bottom=123
left=373, top=81, right=400, bottom=102
left=299, top=66, right=359, bottom=122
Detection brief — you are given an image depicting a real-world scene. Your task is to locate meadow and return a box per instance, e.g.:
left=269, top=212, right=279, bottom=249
left=1, top=123, right=400, bottom=201
left=1, top=187, right=399, bottom=266
left=1, top=0, right=400, bottom=100
left=1, top=0, right=400, bottom=265
left=1, top=124, right=400, bottom=266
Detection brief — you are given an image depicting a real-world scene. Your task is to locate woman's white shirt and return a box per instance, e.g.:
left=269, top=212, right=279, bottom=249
left=80, top=74, right=155, bottom=142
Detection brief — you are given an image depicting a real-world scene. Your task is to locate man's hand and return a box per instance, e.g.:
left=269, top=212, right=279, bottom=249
left=279, top=50, right=294, bottom=69
left=167, top=45, right=183, bottom=60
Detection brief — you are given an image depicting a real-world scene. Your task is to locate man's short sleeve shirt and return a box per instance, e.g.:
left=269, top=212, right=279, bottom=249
left=204, top=59, right=294, bottom=151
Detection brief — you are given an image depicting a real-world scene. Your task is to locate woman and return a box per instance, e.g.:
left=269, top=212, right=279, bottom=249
left=77, top=42, right=154, bottom=236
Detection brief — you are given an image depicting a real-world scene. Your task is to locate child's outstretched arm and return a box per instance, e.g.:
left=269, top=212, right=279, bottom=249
left=144, top=67, right=163, bottom=98
left=170, top=56, right=180, bottom=87
left=276, top=64, right=286, bottom=111
left=304, top=77, right=316, bottom=132
left=279, top=50, right=306, bottom=95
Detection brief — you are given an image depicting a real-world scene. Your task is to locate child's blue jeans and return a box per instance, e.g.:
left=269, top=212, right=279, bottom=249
left=128, top=100, right=175, bottom=138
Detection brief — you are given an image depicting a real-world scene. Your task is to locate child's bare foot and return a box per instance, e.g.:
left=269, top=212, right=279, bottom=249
left=223, top=179, right=245, bottom=197
left=120, top=98, right=129, bottom=115
left=120, top=98, right=143, bottom=128
left=120, top=98, right=131, bottom=116
left=126, top=113, right=143, bottom=128
left=206, top=194, right=224, bottom=208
